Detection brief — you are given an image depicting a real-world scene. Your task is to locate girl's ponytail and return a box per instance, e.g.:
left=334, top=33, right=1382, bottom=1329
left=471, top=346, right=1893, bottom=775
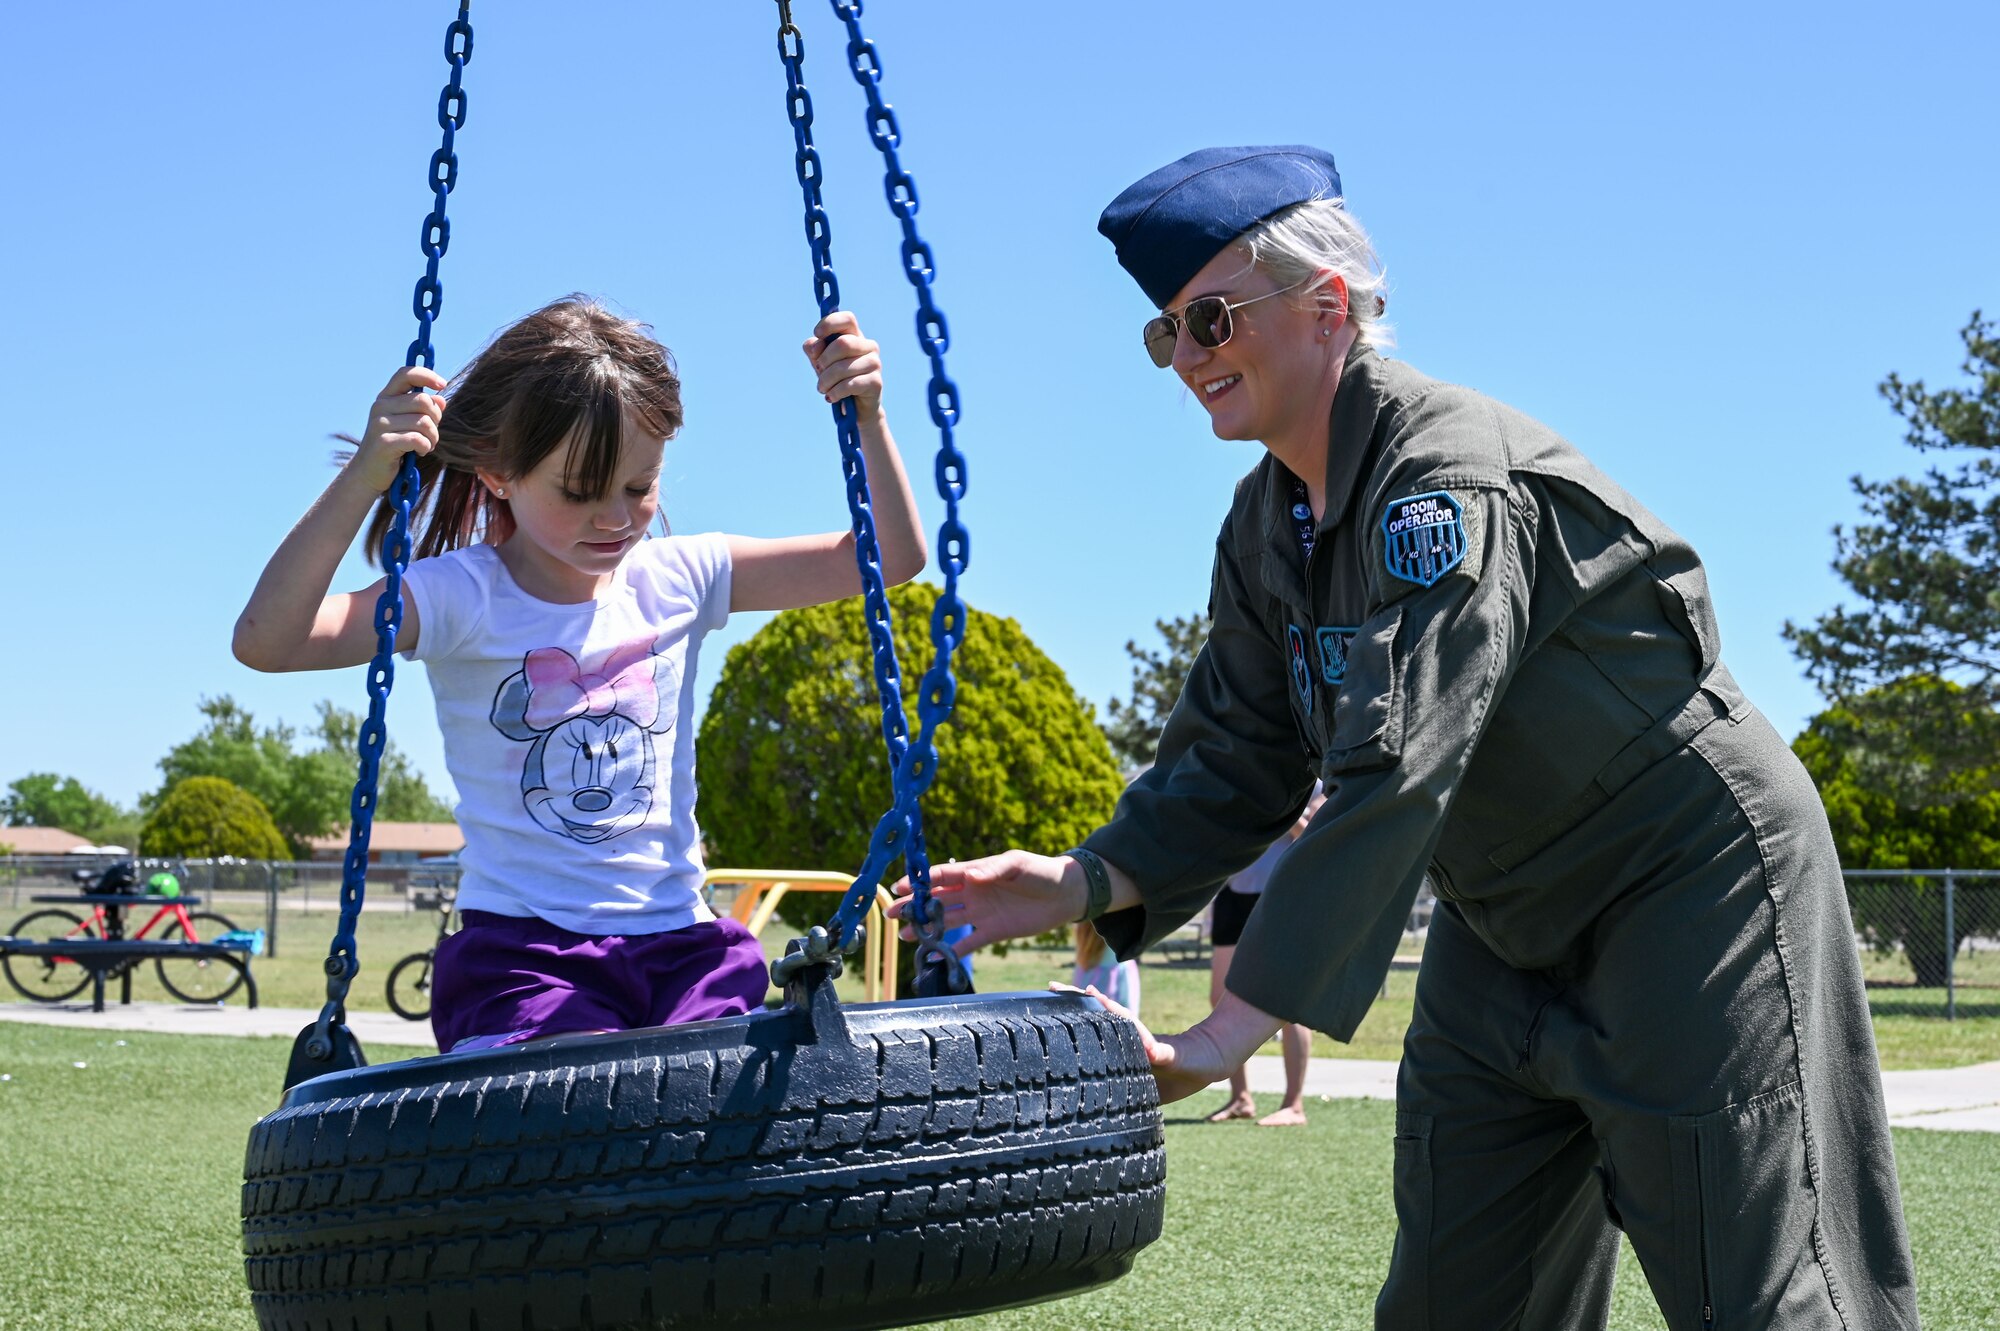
left=360, top=446, right=506, bottom=566
left=1074, top=921, right=1108, bottom=971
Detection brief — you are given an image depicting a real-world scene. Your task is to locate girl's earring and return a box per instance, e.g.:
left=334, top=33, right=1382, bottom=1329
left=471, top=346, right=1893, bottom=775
left=495, top=487, right=507, bottom=498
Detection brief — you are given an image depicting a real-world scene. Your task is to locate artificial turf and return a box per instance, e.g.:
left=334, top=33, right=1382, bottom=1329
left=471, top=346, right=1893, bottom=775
left=0, top=1023, right=1992, bottom=1331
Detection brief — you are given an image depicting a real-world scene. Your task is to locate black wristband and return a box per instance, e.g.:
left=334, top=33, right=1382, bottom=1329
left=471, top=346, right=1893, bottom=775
left=1065, top=848, right=1114, bottom=922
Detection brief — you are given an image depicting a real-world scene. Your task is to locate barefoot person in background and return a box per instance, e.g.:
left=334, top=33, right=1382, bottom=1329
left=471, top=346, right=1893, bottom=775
left=1204, top=782, right=1321, bottom=1126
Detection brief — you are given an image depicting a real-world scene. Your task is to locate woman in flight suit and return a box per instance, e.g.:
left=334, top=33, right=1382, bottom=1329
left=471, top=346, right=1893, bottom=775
left=894, top=146, right=1918, bottom=1329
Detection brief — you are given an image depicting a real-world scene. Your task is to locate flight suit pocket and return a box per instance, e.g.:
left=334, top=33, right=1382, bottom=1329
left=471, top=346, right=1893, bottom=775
left=1326, top=607, right=1405, bottom=773
left=1383, top=1109, right=1435, bottom=1329
left=1667, top=1079, right=1825, bottom=1331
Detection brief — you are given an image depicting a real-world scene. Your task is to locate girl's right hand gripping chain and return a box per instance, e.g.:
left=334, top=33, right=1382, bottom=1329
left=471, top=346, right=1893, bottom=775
left=348, top=366, right=449, bottom=492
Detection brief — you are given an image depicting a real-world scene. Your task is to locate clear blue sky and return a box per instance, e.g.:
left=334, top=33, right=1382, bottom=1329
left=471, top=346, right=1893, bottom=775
left=3, top=2, right=1995, bottom=814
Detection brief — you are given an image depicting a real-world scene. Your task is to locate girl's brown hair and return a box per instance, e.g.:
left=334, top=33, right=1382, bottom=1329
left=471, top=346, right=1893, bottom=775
left=362, top=295, right=684, bottom=564
left=1075, top=921, right=1108, bottom=970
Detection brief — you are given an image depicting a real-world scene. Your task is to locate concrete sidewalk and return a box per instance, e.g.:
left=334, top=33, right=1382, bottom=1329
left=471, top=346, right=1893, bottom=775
left=2, top=1000, right=1995, bottom=1132
left=1231, top=1053, right=2000, bottom=1133
left=0, top=998, right=435, bottom=1051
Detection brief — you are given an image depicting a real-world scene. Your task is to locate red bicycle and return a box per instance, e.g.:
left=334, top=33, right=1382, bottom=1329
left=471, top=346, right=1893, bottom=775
left=2, top=862, right=244, bottom=1003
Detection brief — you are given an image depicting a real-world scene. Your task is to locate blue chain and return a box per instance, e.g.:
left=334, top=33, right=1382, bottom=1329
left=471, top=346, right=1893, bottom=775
left=830, top=0, right=972, bottom=994
left=305, top=3, right=471, bottom=1061
left=770, top=1, right=969, bottom=994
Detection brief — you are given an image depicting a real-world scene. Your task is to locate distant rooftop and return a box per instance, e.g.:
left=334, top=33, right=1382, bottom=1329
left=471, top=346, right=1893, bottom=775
left=303, top=821, right=465, bottom=858
left=0, top=826, right=93, bottom=854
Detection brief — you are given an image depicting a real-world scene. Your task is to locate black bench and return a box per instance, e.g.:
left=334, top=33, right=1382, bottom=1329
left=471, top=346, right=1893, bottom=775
left=1156, top=922, right=1211, bottom=966
left=0, top=937, right=260, bottom=1013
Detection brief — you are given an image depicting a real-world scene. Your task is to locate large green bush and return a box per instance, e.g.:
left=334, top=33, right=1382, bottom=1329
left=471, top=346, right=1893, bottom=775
left=139, top=776, right=290, bottom=861
left=1795, top=678, right=2000, bottom=986
left=697, top=582, right=1124, bottom=937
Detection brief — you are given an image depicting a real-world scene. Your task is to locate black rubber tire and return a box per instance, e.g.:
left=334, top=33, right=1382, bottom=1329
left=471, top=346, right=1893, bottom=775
left=384, top=950, right=435, bottom=1022
left=2, top=908, right=95, bottom=1002
left=242, top=989, right=1165, bottom=1331
left=156, top=911, right=246, bottom=1003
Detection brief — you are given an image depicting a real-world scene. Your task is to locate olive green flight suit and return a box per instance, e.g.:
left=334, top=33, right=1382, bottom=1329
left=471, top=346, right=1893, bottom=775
left=1086, top=347, right=1919, bottom=1329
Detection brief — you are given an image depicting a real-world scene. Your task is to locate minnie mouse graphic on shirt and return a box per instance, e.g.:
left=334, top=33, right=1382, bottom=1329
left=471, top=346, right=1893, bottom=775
left=488, top=637, right=680, bottom=844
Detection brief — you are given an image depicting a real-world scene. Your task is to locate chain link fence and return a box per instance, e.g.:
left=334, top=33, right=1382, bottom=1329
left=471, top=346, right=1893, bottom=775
left=6, top=855, right=1997, bottom=1017
left=1843, top=870, right=2000, bottom=1019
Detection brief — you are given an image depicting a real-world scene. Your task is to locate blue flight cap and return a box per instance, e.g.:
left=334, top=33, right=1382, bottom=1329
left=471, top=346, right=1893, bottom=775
left=1098, top=145, right=1344, bottom=308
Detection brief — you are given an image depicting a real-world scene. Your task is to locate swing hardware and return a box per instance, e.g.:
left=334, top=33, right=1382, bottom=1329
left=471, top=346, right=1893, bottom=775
left=769, top=922, right=866, bottom=986
left=781, top=955, right=857, bottom=1050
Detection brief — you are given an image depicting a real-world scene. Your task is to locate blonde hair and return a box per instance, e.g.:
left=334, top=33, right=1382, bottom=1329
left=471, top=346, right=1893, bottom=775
left=1240, top=197, right=1393, bottom=349
left=1074, top=921, right=1108, bottom=970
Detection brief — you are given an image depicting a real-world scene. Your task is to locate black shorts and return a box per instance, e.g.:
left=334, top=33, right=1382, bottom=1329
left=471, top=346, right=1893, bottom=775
left=1211, top=888, right=1260, bottom=946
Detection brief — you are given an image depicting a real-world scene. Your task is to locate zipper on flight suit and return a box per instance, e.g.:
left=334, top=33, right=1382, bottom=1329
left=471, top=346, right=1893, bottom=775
left=1429, top=860, right=1459, bottom=903
left=1692, top=1135, right=1715, bottom=1329
left=1292, top=485, right=1326, bottom=759
left=1514, top=989, right=1560, bottom=1073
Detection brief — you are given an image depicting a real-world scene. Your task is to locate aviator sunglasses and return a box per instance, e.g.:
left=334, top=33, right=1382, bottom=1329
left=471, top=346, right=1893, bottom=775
left=1143, top=278, right=1313, bottom=368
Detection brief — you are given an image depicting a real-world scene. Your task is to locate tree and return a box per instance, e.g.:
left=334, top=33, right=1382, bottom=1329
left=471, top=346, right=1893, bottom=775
left=0, top=773, right=134, bottom=844
left=696, top=583, right=1125, bottom=947
left=309, top=703, right=454, bottom=823
left=140, top=776, right=290, bottom=861
left=151, top=696, right=452, bottom=856
left=1101, top=613, right=1210, bottom=772
left=84, top=808, right=146, bottom=852
left=151, top=697, right=332, bottom=851
left=1793, top=678, right=2000, bottom=987
left=1785, top=312, right=2000, bottom=798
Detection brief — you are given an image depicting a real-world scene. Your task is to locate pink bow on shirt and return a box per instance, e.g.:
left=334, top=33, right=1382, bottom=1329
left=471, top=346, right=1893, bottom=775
left=521, top=640, right=661, bottom=731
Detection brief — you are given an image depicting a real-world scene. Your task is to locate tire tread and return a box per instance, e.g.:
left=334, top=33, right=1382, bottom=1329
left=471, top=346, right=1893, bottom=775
left=244, top=997, right=1163, bottom=1331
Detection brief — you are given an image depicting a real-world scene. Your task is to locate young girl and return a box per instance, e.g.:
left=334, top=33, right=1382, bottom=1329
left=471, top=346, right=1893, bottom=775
left=1071, top=920, right=1140, bottom=1016
left=234, top=296, right=926, bottom=1052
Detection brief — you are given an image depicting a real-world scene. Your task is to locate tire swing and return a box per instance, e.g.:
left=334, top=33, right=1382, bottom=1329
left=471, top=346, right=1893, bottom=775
left=239, top=7, right=1165, bottom=1329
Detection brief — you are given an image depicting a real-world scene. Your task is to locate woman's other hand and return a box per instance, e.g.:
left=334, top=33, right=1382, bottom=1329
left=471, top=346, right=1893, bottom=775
left=1050, top=982, right=1238, bottom=1105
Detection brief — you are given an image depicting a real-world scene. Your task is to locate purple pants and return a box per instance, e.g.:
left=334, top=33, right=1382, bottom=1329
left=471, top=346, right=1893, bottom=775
left=430, top=910, right=770, bottom=1053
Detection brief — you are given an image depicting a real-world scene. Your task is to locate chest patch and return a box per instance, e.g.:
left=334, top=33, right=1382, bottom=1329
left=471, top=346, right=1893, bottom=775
left=1382, top=490, right=1468, bottom=588
left=1316, top=626, right=1358, bottom=685
left=1285, top=624, right=1315, bottom=714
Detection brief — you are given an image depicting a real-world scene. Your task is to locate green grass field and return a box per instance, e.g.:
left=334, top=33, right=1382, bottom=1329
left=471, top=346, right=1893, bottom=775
left=0, top=1023, right=1993, bottom=1331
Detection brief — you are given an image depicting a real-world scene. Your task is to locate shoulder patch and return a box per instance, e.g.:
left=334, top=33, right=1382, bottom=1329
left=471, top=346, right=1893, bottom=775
left=1381, top=490, right=1468, bottom=588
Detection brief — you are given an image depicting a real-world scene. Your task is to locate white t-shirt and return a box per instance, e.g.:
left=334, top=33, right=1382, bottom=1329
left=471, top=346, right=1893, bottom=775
left=1224, top=833, right=1290, bottom=896
left=401, top=534, right=732, bottom=934
left=1225, top=779, right=1326, bottom=896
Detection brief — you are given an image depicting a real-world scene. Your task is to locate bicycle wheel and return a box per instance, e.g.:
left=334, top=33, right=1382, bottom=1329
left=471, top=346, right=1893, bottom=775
left=2, top=909, right=96, bottom=1002
left=385, top=950, right=436, bottom=1022
left=155, top=911, right=246, bottom=1003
